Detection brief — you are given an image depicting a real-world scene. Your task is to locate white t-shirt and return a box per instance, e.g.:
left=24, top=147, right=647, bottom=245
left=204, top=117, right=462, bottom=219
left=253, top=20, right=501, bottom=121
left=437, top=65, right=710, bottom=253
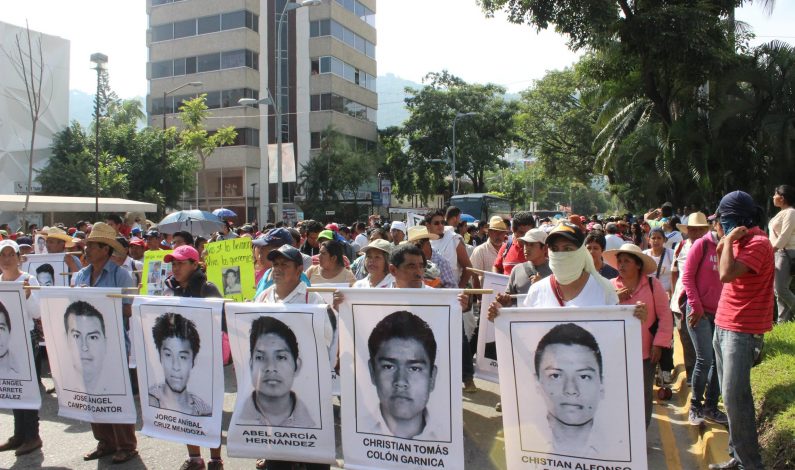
left=353, top=233, right=369, bottom=252
left=522, top=274, right=619, bottom=308
left=664, top=231, right=684, bottom=250
left=644, top=247, right=674, bottom=293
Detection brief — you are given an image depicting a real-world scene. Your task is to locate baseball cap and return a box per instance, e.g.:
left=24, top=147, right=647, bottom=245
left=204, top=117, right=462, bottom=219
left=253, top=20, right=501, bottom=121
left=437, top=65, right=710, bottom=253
left=519, top=228, right=548, bottom=245
left=266, top=245, right=303, bottom=265
left=317, top=229, right=335, bottom=241
left=129, top=237, right=146, bottom=247
left=390, top=221, right=407, bottom=234
left=545, top=221, right=585, bottom=247
left=164, top=245, right=199, bottom=263
left=325, top=223, right=339, bottom=232
left=253, top=227, right=293, bottom=247
left=0, top=240, right=20, bottom=254
left=145, top=230, right=160, bottom=239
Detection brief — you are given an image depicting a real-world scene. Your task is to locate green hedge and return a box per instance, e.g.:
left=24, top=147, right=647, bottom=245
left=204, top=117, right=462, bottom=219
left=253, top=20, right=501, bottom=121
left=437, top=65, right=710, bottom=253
left=752, top=322, right=795, bottom=469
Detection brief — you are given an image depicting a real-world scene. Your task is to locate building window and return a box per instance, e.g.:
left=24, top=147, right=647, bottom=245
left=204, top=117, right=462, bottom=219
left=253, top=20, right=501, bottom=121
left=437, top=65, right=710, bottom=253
left=151, top=60, right=173, bottom=79
left=153, top=87, right=258, bottom=115
left=310, top=20, right=374, bottom=58
left=150, top=10, right=258, bottom=43
left=311, top=56, right=376, bottom=92
left=310, top=93, right=376, bottom=122
left=333, top=0, right=375, bottom=26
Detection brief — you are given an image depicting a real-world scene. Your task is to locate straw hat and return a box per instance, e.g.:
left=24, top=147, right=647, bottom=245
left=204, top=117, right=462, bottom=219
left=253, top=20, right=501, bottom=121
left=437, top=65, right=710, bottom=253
left=407, top=225, right=439, bottom=242
left=676, top=212, right=709, bottom=234
left=45, top=227, right=76, bottom=247
left=603, top=243, right=657, bottom=275
left=85, top=222, right=124, bottom=254
left=487, top=215, right=508, bottom=232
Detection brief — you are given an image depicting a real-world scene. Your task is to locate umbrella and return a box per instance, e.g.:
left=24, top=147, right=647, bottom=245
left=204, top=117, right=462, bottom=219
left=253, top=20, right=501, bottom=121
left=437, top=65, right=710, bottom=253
left=157, top=210, right=225, bottom=236
left=460, top=213, right=476, bottom=223
left=213, top=207, right=237, bottom=218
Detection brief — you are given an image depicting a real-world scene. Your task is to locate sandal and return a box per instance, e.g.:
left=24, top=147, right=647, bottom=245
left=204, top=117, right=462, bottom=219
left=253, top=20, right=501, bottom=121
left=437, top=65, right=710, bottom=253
left=83, top=446, right=114, bottom=461
left=111, top=449, right=139, bottom=464
left=255, top=459, right=267, bottom=469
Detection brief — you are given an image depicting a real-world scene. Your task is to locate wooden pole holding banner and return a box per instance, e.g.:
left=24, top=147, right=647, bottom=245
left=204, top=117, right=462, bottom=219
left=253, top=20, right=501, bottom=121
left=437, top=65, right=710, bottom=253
left=307, top=286, right=494, bottom=295
left=24, top=286, right=140, bottom=292
left=466, top=267, right=492, bottom=276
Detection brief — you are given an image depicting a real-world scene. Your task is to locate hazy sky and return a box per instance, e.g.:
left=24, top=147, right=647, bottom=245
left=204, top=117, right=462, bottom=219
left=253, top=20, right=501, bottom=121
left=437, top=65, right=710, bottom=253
left=3, top=0, right=793, bottom=99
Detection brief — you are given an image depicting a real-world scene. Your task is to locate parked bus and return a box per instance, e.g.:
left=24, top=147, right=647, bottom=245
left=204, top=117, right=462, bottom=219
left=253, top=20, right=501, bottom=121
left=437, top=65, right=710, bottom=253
left=449, top=193, right=511, bottom=221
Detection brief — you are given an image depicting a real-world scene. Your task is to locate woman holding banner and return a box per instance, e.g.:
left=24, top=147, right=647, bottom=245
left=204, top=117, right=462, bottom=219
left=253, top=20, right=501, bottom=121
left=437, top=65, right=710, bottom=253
left=161, top=245, right=225, bottom=470
left=0, top=240, right=42, bottom=457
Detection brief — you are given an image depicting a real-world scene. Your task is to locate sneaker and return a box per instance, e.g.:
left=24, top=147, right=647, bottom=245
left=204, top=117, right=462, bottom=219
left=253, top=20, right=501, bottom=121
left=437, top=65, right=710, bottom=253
left=661, top=370, right=673, bottom=384
left=495, top=402, right=502, bottom=412
left=179, top=457, right=206, bottom=470
left=207, top=459, right=224, bottom=470
left=463, top=379, right=478, bottom=393
left=703, top=407, right=729, bottom=425
left=688, top=406, right=705, bottom=425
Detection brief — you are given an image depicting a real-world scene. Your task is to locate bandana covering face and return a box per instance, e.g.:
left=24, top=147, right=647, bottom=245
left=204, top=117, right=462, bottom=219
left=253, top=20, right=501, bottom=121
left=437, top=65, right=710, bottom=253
left=718, top=190, right=757, bottom=230
left=548, top=247, right=588, bottom=284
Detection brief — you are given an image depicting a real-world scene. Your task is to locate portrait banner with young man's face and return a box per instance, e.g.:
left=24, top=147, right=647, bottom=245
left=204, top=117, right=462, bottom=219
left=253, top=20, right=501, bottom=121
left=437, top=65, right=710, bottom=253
left=338, top=288, right=464, bottom=470
left=38, top=288, right=136, bottom=423
left=21, top=253, right=70, bottom=287
left=225, top=302, right=336, bottom=464
left=131, top=296, right=225, bottom=447
left=495, top=306, right=647, bottom=470
left=475, top=271, right=509, bottom=383
left=0, top=283, right=41, bottom=410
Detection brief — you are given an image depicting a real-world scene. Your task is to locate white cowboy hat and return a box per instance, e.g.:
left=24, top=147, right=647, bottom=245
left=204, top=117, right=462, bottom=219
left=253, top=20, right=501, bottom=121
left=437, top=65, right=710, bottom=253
left=603, top=243, right=657, bottom=275
left=676, top=212, right=709, bottom=234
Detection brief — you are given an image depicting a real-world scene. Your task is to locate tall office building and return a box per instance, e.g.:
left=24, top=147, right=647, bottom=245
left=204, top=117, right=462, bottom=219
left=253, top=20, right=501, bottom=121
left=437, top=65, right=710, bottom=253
left=147, top=0, right=377, bottom=223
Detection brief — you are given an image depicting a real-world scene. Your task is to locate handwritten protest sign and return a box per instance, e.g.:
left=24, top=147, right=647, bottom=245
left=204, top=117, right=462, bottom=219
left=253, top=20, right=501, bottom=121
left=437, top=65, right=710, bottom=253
left=205, top=238, right=255, bottom=301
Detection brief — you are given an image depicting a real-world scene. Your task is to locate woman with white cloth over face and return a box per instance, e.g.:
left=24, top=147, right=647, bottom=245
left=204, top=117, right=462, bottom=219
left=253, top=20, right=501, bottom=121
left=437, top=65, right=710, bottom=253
left=352, top=239, right=394, bottom=288
left=770, top=184, right=795, bottom=323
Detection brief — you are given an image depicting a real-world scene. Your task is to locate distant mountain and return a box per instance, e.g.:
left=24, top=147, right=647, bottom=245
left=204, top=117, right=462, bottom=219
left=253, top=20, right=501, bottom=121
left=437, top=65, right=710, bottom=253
left=377, top=73, right=422, bottom=129
left=68, top=90, right=146, bottom=128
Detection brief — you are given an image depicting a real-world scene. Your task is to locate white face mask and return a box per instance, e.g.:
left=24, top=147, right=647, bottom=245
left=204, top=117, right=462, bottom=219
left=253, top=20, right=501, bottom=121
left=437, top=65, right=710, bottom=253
left=548, top=246, right=588, bottom=284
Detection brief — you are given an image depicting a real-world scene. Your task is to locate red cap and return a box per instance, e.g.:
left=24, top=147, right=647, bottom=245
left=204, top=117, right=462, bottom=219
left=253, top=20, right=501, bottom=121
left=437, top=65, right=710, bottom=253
left=129, top=237, right=146, bottom=247
left=325, top=223, right=339, bottom=232
left=68, top=227, right=77, bottom=235
left=163, top=245, right=199, bottom=263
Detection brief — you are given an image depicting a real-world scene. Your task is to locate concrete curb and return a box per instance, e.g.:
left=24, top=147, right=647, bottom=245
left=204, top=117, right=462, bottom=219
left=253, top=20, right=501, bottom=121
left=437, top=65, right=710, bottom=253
left=671, top=328, right=730, bottom=468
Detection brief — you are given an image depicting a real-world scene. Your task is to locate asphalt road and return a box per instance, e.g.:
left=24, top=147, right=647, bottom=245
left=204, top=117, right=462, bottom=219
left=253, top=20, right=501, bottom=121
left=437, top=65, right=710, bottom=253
left=1, top=358, right=703, bottom=469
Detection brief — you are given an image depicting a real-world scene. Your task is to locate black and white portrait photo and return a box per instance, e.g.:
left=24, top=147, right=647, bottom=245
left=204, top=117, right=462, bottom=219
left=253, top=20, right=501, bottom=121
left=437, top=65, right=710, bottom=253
left=0, top=285, right=40, bottom=410
left=225, top=303, right=335, bottom=463
left=338, top=288, right=465, bottom=470
left=495, top=306, right=647, bottom=470
left=22, top=254, right=71, bottom=288
left=38, top=288, right=136, bottom=423
left=132, top=296, right=225, bottom=448
left=147, top=312, right=212, bottom=416
left=222, top=266, right=242, bottom=295
left=236, top=316, right=315, bottom=428
left=0, top=300, right=21, bottom=379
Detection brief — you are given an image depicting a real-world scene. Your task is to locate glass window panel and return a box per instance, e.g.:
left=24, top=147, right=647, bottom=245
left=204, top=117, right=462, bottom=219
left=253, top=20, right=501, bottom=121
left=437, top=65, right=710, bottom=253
left=252, top=13, right=259, bottom=32
left=310, top=94, right=320, bottom=111
left=366, top=41, right=375, bottom=58
left=354, top=1, right=364, bottom=17
left=173, top=58, right=186, bottom=76
left=151, top=60, right=172, bottom=79
left=198, top=15, right=220, bottom=34
left=320, top=93, right=331, bottom=110
left=205, top=91, right=221, bottom=109
left=152, top=24, right=173, bottom=42
left=222, top=88, right=244, bottom=108
left=185, top=56, right=197, bottom=74
left=330, top=20, right=343, bottom=40
left=197, top=53, right=220, bottom=72
left=221, top=10, right=245, bottom=30
left=310, top=20, right=319, bottom=37
left=173, top=19, right=196, bottom=38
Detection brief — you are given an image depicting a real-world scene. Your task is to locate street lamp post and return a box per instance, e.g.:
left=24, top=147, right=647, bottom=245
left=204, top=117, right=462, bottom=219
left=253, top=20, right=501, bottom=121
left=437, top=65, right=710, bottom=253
left=452, top=112, right=478, bottom=196
left=90, top=53, right=107, bottom=221
left=249, top=182, right=258, bottom=223
left=241, top=0, right=318, bottom=223
left=162, top=81, right=202, bottom=213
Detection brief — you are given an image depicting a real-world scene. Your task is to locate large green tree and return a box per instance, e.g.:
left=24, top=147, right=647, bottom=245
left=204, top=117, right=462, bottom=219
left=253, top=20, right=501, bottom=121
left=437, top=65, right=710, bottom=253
left=387, top=71, right=518, bottom=200
left=176, top=94, right=237, bottom=210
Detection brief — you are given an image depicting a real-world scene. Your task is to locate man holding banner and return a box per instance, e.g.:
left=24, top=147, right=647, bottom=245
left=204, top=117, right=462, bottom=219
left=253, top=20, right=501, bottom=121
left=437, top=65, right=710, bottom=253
left=71, top=223, right=139, bottom=464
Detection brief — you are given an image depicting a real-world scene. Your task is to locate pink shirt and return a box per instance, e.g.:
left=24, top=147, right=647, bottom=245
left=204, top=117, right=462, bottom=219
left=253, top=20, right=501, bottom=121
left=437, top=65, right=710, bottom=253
left=612, top=275, right=674, bottom=360
left=681, top=232, right=722, bottom=315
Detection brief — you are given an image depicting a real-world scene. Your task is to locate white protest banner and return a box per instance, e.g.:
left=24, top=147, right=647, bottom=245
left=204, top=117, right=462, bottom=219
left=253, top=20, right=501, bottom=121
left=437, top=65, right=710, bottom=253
left=475, top=271, right=509, bottom=383
left=495, top=306, right=647, bottom=470
left=0, top=283, right=41, bottom=410
left=338, top=288, right=464, bottom=470
left=38, top=287, right=136, bottom=423
left=21, top=253, right=70, bottom=287
left=405, top=212, right=424, bottom=229
left=131, top=296, right=225, bottom=447
left=225, top=302, right=336, bottom=464
left=315, top=283, right=347, bottom=397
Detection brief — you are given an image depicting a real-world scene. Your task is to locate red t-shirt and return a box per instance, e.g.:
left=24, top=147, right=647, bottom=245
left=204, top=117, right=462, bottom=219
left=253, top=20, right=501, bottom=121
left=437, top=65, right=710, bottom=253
left=493, top=237, right=527, bottom=275
left=715, top=227, right=775, bottom=334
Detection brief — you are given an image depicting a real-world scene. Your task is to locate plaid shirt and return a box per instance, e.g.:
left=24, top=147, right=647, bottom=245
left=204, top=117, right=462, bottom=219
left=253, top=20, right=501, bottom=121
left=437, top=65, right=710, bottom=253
left=431, top=250, right=457, bottom=288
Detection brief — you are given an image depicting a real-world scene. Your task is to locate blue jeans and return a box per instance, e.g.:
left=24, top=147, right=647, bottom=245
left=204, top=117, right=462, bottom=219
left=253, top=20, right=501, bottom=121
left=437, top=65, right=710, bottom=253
left=686, top=307, right=720, bottom=410
left=713, top=326, right=765, bottom=469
